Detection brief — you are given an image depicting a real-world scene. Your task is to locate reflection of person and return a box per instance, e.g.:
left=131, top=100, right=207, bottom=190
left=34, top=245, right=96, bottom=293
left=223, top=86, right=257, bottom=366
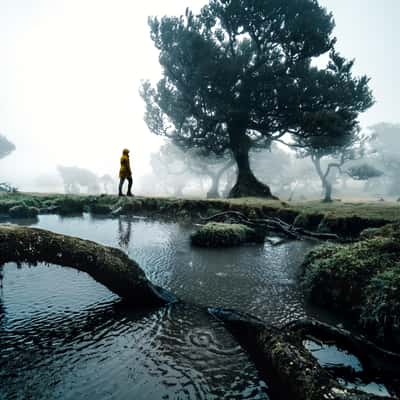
left=118, top=217, right=132, bottom=249
left=119, top=148, right=133, bottom=196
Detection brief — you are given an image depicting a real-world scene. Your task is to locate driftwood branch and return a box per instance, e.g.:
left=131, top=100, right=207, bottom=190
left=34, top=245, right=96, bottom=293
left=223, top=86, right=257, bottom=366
left=0, top=224, right=174, bottom=305
left=200, top=210, right=340, bottom=241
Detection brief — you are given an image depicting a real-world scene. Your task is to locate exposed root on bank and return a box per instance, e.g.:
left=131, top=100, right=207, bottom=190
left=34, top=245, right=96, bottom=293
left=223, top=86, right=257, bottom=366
left=0, top=224, right=174, bottom=305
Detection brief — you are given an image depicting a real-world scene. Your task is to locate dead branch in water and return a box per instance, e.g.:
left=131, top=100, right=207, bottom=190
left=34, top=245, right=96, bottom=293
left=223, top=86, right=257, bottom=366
left=200, top=210, right=341, bottom=241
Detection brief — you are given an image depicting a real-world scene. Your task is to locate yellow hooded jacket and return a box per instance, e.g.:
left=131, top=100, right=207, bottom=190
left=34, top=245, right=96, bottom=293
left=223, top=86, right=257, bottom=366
left=119, top=149, right=132, bottom=178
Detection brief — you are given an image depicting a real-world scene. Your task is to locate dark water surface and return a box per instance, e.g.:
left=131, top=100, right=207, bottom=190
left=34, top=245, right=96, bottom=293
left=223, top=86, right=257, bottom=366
left=0, top=214, right=315, bottom=399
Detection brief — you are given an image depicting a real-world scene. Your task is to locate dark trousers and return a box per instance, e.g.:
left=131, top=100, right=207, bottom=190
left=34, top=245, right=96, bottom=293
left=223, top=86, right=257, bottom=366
left=119, top=176, right=132, bottom=195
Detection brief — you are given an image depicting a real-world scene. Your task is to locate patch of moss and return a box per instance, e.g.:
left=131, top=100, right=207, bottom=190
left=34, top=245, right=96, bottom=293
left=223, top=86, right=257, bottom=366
left=191, top=222, right=261, bottom=247
left=0, top=200, right=20, bottom=214
left=360, top=222, right=400, bottom=240
left=317, top=214, right=389, bottom=237
left=303, top=238, right=400, bottom=309
left=89, top=203, right=112, bottom=215
left=302, top=224, right=400, bottom=348
left=8, top=204, right=39, bottom=218
left=361, top=265, right=400, bottom=345
left=293, top=212, right=324, bottom=230
left=55, top=197, right=85, bottom=215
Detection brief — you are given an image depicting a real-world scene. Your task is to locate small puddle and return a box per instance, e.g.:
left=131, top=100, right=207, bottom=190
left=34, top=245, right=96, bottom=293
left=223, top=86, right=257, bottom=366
left=304, top=339, right=393, bottom=398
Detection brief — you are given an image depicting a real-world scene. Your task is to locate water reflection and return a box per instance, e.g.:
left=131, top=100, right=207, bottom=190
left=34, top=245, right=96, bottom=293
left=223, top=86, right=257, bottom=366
left=0, top=214, right=316, bottom=399
left=118, top=217, right=132, bottom=250
left=29, top=214, right=314, bottom=324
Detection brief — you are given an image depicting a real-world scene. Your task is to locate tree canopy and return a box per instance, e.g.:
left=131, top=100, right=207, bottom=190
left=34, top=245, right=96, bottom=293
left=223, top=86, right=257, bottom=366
left=141, top=0, right=372, bottom=198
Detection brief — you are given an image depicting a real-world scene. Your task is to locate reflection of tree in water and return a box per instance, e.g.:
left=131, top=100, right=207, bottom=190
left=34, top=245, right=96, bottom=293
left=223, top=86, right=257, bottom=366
left=118, top=217, right=132, bottom=249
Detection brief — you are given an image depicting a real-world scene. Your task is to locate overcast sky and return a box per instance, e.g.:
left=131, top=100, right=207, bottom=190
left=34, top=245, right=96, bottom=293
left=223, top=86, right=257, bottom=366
left=0, top=0, right=399, bottom=190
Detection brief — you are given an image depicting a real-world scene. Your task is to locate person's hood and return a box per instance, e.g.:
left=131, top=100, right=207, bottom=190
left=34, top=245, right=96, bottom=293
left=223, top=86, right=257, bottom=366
left=122, top=149, right=130, bottom=156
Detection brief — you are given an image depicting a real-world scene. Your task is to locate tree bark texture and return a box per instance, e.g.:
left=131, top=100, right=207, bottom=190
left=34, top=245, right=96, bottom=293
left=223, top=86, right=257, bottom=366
left=227, top=121, right=277, bottom=199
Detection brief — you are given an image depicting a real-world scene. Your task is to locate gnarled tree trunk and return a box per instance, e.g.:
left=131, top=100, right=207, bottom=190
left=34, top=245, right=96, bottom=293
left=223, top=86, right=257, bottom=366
left=227, top=120, right=277, bottom=199
left=312, top=156, right=333, bottom=202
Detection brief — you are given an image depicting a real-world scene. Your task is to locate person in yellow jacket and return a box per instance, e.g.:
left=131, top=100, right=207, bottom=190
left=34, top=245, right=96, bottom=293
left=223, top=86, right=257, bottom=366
left=119, top=148, right=133, bottom=196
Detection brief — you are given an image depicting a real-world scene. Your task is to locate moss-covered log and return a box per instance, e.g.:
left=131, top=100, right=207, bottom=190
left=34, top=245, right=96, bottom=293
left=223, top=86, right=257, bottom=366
left=209, top=309, right=395, bottom=400
left=0, top=225, right=173, bottom=305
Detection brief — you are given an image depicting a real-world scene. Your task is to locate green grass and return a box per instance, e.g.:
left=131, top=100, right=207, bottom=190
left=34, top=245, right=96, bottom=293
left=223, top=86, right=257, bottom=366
left=1, top=193, right=399, bottom=231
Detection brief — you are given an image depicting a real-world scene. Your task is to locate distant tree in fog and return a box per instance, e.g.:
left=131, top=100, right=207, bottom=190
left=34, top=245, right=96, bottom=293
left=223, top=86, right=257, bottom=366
left=57, top=166, right=101, bottom=194
left=251, top=144, right=293, bottom=197
left=99, top=174, right=117, bottom=194
left=346, top=163, right=383, bottom=181
left=149, top=141, right=234, bottom=198
left=368, top=123, right=400, bottom=196
left=291, top=52, right=373, bottom=202
left=0, top=134, right=15, bottom=160
left=149, top=143, right=190, bottom=196
left=0, top=134, right=16, bottom=192
left=141, top=0, right=344, bottom=198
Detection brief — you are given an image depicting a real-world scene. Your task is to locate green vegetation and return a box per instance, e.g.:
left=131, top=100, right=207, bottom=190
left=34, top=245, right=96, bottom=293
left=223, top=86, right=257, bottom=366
left=8, top=204, right=39, bottom=218
left=88, top=203, right=112, bottom=215
left=141, top=0, right=372, bottom=199
left=1, top=193, right=400, bottom=237
left=302, top=223, right=400, bottom=348
left=191, top=222, right=262, bottom=247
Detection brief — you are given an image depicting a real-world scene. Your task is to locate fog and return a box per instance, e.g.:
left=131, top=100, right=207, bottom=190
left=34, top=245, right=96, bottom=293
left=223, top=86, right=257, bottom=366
left=0, top=0, right=399, bottom=198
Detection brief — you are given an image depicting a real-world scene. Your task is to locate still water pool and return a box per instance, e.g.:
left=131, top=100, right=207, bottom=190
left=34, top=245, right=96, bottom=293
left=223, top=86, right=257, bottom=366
left=0, top=214, right=315, bottom=399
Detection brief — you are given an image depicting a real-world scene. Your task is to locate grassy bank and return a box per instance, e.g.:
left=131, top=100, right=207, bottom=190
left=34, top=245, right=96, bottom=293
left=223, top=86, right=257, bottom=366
left=301, top=223, right=400, bottom=349
left=1, top=192, right=399, bottom=237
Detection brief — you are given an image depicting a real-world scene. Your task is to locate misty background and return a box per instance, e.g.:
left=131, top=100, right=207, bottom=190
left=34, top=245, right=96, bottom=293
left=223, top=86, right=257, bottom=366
left=0, top=0, right=399, bottom=198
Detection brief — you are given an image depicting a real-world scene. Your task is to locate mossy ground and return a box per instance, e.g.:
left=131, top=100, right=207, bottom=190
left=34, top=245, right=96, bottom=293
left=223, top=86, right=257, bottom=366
left=1, top=193, right=399, bottom=236
left=191, top=222, right=258, bottom=247
left=8, top=203, right=39, bottom=218
left=302, top=223, right=400, bottom=349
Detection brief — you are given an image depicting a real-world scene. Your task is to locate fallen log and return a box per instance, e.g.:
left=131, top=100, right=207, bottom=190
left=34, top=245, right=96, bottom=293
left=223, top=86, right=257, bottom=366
left=285, top=319, right=400, bottom=378
left=0, top=224, right=175, bottom=305
left=209, top=308, right=397, bottom=400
